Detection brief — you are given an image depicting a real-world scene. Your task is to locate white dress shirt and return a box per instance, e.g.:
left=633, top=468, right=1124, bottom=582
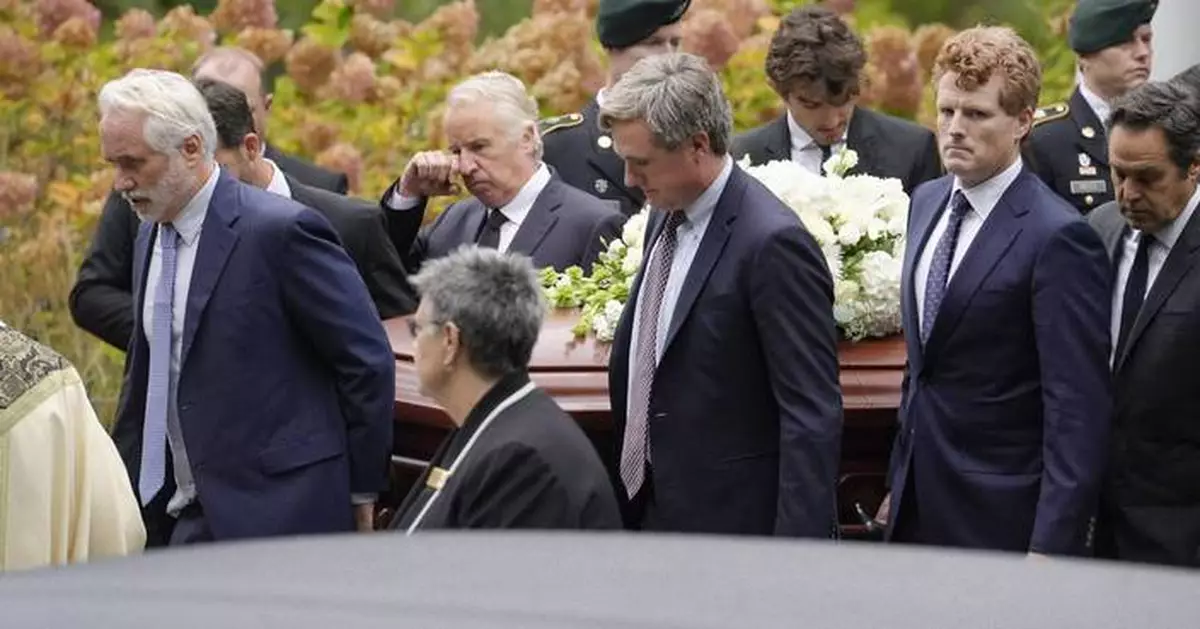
left=788, top=111, right=847, bottom=175
left=385, top=163, right=552, bottom=253
left=914, top=157, right=1024, bottom=330
left=141, top=166, right=219, bottom=516
left=1079, top=81, right=1112, bottom=132
left=626, top=156, right=733, bottom=419
left=263, top=159, right=292, bottom=199
left=1111, top=185, right=1200, bottom=361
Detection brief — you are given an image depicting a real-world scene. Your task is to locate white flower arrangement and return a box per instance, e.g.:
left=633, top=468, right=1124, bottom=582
left=739, top=148, right=908, bottom=341
left=541, top=148, right=908, bottom=342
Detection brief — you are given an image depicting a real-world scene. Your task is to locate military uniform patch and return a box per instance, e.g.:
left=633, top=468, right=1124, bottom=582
left=538, top=113, right=584, bottom=136
left=1033, top=103, right=1070, bottom=126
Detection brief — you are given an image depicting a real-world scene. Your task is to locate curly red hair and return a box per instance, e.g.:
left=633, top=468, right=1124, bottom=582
left=933, top=26, right=1041, bottom=116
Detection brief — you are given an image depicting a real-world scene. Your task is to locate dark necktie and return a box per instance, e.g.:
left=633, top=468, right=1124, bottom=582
left=620, top=210, right=687, bottom=498
left=1116, top=231, right=1152, bottom=359
left=476, top=208, right=507, bottom=249
left=819, top=143, right=833, bottom=164
left=921, top=191, right=972, bottom=345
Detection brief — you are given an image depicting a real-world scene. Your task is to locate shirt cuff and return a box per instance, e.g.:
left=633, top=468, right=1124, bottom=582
left=351, top=493, right=377, bottom=505
left=385, top=186, right=422, bottom=211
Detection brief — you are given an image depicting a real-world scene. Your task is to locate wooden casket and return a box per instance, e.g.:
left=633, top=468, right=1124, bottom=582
left=382, top=310, right=904, bottom=538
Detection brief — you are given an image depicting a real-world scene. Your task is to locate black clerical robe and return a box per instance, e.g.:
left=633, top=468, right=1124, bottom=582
left=390, top=373, right=621, bottom=532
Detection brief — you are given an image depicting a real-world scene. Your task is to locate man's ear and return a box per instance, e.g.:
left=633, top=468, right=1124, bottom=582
left=264, top=92, right=273, bottom=113
left=244, top=133, right=263, bottom=161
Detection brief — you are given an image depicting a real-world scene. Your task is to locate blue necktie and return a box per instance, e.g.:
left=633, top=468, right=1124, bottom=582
left=139, top=224, right=178, bottom=505
left=921, top=191, right=972, bottom=344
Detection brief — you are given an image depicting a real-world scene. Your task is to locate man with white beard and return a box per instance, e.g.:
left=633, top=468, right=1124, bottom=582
left=102, top=69, right=395, bottom=547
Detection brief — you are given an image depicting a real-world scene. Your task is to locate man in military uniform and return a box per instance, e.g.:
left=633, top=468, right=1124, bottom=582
left=1025, top=0, right=1156, bottom=214
left=540, top=0, right=689, bottom=217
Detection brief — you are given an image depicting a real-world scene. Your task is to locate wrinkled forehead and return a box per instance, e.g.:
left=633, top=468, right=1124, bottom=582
left=100, top=111, right=153, bottom=159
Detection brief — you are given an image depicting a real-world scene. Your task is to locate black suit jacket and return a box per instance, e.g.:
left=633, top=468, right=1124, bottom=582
left=265, top=144, right=349, bottom=194
left=541, top=99, right=645, bottom=217
left=1089, top=201, right=1200, bottom=567
left=1026, top=88, right=1112, bottom=215
left=287, top=177, right=417, bottom=318
left=69, top=151, right=349, bottom=350
left=607, top=165, right=843, bottom=537
left=390, top=373, right=622, bottom=531
left=731, top=107, right=941, bottom=194
left=381, top=175, right=625, bottom=273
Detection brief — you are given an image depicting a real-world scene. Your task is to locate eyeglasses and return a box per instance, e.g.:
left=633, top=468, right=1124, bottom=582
left=407, top=317, right=442, bottom=338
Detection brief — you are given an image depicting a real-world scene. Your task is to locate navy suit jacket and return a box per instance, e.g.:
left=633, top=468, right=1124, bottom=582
left=381, top=176, right=625, bottom=273
left=111, top=171, right=395, bottom=544
left=607, top=165, right=843, bottom=537
left=887, top=167, right=1112, bottom=555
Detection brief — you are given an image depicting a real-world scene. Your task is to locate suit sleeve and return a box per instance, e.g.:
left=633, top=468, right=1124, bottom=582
left=1029, top=219, right=1113, bottom=554
left=360, top=211, right=418, bottom=318
left=68, top=193, right=137, bottom=351
left=750, top=224, right=844, bottom=538
left=379, top=182, right=433, bottom=272
left=580, top=206, right=625, bottom=272
left=278, top=209, right=396, bottom=496
left=457, top=443, right=572, bottom=529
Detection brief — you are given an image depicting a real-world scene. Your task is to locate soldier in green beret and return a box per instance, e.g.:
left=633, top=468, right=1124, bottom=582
left=1025, top=0, right=1157, bottom=214
left=540, top=0, right=690, bottom=217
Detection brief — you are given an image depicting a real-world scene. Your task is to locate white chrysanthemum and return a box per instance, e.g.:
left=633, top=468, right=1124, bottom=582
left=622, top=208, right=649, bottom=247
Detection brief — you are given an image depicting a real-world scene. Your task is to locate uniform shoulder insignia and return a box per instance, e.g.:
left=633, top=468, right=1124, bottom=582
left=1033, top=103, right=1069, bottom=126
left=539, top=112, right=584, bottom=135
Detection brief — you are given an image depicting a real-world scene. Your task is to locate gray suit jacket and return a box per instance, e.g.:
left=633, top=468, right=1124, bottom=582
left=1089, top=200, right=1200, bottom=567
left=731, top=107, right=941, bottom=195
left=381, top=176, right=625, bottom=273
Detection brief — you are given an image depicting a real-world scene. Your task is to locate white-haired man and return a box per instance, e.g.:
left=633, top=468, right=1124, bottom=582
left=380, top=71, right=625, bottom=273
left=101, top=69, right=395, bottom=546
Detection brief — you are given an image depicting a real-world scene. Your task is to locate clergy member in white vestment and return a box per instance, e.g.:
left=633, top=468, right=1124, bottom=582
left=0, top=321, right=145, bottom=572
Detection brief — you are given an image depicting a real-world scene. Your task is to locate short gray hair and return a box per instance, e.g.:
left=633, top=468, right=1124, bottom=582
left=598, top=53, right=733, bottom=155
left=1110, top=81, right=1200, bottom=173
left=446, top=71, right=543, bottom=160
left=410, top=247, right=546, bottom=379
left=98, top=69, right=217, bottom=161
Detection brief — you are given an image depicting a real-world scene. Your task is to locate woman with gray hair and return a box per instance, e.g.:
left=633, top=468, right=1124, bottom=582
left=389, top=246, right=621, bottom=532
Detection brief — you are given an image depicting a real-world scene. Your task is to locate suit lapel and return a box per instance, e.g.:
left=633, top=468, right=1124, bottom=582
left=1071, top=88, right=1109, bottom=167
left=181, top=173, right=241, bottom=368
left=461, top=198, right=488, bottom=245
left=845, top=108, right=878, bottom=176
left=1117, top=207, right=1200, bottom=370
left=507, top=180, right=561, bottom=256
left=902, top=177, right=952, bottom=368
left=659, top=168, right=743, bottom=355
left=922, top=172, right=1029, bottom=359
left=759, top=115, right=792, bottom=164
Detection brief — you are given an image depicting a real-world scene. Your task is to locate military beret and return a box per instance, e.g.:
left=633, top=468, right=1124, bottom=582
left=596, top=0, right=691, bottom=50
left=1069, top=0, right=1157, bottom=55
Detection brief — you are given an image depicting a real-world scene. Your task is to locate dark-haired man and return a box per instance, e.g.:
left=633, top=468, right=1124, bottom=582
left=731, top=5, right=940, bottom=194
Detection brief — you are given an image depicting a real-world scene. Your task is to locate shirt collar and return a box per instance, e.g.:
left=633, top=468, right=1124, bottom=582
left=680, top=155, right=733, bottom=228
left=595, top=88, right=607, bottom=109
left=1079, top=81, right=1111, bottom=129
left=169, top=166, right=220, bottom=246
left=952, top=157, right=1024, bottom=222
left=495, top=163, right=551, bottom=227
left=1148, top=184, right=1200, bottom=251
left=264, top=159, right=292, bottom=199
left=787, top=109, right=848, bottom=153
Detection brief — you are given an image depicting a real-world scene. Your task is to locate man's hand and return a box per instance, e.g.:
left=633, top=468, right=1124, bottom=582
left=875, top=492, right=891, bottom=525
left=354, top=503, right=377, bottom=532
left=398, top=151, right=459, bottom=198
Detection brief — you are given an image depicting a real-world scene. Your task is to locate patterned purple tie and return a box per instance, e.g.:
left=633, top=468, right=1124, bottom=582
left=921, top=191, right=971, bottom=344
left=621, top=210, right=687, bottom=499
left=139, top=224, right=177, bottom=505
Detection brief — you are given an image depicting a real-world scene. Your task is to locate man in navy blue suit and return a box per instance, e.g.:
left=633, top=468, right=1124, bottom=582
left=883, top=27, right=1113, bottom=556
left=101, top=69, right=395, bottom=547
left=602, top=53, right=843, bottom=537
